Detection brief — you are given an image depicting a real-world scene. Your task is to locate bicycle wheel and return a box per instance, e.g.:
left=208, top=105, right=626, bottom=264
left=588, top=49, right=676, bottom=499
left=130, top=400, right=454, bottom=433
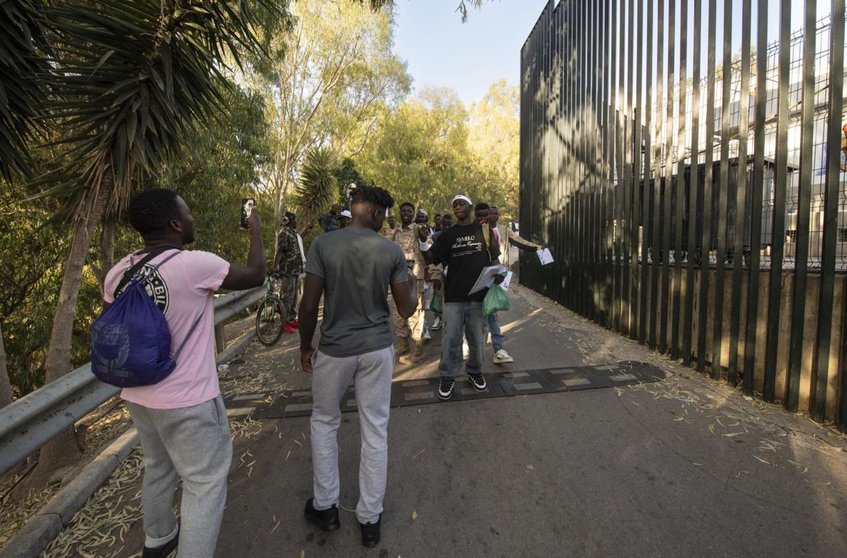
left=256, top=297, right=286, bottom=346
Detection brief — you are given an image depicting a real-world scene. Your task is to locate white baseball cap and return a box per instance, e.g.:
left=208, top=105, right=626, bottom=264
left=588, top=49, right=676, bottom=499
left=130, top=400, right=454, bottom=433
left=451, top=194, right=472, bottom=206
left=340, top=210, right=352, bottom=219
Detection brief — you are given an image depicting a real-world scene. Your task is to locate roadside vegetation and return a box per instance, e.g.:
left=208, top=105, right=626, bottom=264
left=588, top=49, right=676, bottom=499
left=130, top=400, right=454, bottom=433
left=0, top=0, right=516, bottom=498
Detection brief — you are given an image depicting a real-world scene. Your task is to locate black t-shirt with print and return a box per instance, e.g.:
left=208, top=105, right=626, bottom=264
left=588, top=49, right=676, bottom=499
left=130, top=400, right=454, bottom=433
left=430, top=223, right=500, bottom=303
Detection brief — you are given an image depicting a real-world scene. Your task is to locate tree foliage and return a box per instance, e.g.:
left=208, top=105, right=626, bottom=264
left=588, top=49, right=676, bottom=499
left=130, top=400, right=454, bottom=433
left=0, top=0, right=289, bottom=482
left=155, top=86, right=275, bottom=262
left=358, top=82, right=520, bottom=219
left=333, top=157, right=372, bottom=203
left=359, top=87, right=471, bottom=210
left=249, top=0, right=409, bottom=228
left=362, top=0, right=486, bottom=22
left=0, top=0, right=518, bottom=408
left=466, top=79, right=520, bottom=219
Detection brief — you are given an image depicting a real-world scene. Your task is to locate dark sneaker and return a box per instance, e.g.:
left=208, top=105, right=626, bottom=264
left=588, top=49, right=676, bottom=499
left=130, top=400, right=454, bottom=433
left=142, top=531, right=178, bottom=558
left=467, top=373, right=487, bottom=391
left=360, top=515, right=382, bottom=548
left=304, top=498, right=340, bottom=532
left=437, top=376, right=455, bottom=400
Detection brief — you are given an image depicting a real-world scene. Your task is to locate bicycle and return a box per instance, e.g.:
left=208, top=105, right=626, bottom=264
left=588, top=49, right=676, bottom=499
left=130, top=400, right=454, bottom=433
left=255, top=273, right=287, bottom=346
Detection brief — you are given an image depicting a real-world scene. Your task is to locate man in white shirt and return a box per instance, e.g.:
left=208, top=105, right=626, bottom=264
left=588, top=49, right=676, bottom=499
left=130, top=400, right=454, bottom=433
left=486, top=206, right=543, bottom=364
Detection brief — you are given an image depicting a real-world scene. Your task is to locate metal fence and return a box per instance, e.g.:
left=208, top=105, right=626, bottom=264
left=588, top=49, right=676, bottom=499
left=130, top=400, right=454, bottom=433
left=519, top=0, right=847, bottom=430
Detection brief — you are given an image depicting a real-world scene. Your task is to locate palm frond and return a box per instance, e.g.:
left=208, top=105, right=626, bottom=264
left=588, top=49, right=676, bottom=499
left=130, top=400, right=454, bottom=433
left=0, top=0, right=51, bottom=181
left=39, top=0, right=284, bottom=220
left=294, top=146, right=337, bottom=227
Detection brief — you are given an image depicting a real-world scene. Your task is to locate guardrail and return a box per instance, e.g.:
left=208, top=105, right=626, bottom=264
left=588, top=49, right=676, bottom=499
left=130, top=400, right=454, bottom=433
left=0, top=286, right=265, bottom=476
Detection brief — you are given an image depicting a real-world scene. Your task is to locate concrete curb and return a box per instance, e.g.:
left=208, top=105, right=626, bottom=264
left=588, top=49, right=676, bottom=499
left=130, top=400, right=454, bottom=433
left=0, top=428, right=139, bottom=558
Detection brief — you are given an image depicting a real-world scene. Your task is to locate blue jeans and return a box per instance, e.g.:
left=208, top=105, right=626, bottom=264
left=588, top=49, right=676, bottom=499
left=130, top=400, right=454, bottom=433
left=486, top=313, right=503, bottom=351
left=438, top=301, right=485, bottom=378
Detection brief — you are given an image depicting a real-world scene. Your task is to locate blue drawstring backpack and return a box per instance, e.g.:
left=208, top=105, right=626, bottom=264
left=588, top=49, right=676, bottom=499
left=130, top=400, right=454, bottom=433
left=91, top=248, right=197, bottom=388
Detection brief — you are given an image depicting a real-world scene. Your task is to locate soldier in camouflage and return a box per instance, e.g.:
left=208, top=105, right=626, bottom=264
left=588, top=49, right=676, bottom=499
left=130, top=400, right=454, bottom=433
left=390, top=202, right=429, bottom=363
left=273, top=211, right=305, bottom=334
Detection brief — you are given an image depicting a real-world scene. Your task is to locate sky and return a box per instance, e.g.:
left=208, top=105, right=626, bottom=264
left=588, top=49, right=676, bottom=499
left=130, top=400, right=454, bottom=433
left=392, top=0, right=550, bottom=105
left=391, top=0, right=827, bottom=107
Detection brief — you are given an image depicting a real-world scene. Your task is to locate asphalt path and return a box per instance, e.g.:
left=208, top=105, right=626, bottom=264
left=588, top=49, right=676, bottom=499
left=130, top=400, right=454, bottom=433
left=44, top=284, right=847, bottom=557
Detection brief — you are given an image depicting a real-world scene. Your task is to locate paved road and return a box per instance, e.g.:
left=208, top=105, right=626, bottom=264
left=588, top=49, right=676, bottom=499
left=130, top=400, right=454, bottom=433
left=46, top=285, right=847, bottom=557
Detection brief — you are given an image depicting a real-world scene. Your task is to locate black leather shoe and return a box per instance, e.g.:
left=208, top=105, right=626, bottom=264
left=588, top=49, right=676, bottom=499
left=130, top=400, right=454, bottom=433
left=304, top=498, right=340, bottom=531
left=360, top=514, right=382, bottom=548
left=142, top=530, right=179, bottom=557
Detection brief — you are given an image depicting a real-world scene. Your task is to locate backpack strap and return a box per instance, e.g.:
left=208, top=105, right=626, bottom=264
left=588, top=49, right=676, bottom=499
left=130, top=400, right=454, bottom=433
left=171, top=310, right=206, bottom=361
left=115, top=245, right=199, bottom=363
left=114, top=247, right=180, bottom=298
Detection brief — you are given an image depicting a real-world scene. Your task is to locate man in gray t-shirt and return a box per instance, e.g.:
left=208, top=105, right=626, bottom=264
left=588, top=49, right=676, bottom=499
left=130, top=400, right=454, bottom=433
left=298, top=185, right=417, bottom=548
left=304, top=227, right=405, bottom=357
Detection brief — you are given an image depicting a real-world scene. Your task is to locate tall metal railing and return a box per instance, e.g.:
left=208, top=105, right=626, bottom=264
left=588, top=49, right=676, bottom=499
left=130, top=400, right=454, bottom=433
left=520, top=0, right=847, bottom=430
left=0, top=286, right=264, bottom=476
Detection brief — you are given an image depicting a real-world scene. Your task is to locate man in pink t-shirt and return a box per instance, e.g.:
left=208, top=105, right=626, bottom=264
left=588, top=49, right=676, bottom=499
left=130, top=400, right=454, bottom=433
left=102, top=189, right=265, bottom=558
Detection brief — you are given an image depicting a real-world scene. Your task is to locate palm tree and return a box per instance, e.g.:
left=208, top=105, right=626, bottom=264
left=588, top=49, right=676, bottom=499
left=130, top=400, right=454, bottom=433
left=294, top=147, right=338, bottom=230
left=13, top=0, right=285, bottom=487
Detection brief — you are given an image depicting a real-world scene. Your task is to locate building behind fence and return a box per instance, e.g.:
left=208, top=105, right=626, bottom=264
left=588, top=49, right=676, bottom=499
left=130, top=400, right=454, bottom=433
left=519, top=0, right=847, bottom=430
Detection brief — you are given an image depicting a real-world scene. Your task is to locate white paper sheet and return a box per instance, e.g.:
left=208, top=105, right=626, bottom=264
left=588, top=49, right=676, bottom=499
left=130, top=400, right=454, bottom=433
left=500, top=271, right=514, bottom=291
left=537, top=248, right=554, bottom=265
left=468, top=264, right=507, bottom=295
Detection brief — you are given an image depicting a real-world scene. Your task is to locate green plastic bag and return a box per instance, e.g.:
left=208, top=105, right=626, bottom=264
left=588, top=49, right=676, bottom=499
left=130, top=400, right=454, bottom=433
left=483, top=284, right=510, bottom=316
left=431, top=289, right=443, bottom=314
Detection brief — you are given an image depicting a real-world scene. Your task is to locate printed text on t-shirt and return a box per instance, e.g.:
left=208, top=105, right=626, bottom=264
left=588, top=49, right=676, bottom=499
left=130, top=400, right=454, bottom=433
left=451, top=235, right=484, bottom=257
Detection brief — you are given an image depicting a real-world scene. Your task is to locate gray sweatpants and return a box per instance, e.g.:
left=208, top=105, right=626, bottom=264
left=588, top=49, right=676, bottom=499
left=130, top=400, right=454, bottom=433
left=310, top=346, right=394, bottom=524
left=127, top=396, right=232, bottom=558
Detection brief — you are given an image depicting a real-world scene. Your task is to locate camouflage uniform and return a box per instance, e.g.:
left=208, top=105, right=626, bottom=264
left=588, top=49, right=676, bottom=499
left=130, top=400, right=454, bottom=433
left=273, top=226, right=304, bottom=321
left=390, top=225, right=426, bottom=348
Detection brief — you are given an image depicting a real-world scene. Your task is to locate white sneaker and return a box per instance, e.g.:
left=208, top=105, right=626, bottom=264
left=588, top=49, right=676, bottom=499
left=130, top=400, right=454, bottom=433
left=493, top=349, right=514, bottom=364
left=423, top=329, right=432, bottom=341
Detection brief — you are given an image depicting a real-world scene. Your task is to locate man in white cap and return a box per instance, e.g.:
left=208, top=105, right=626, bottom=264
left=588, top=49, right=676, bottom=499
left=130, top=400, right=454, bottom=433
left=338, top=209, right=352, bottom=228
left=422, top=194, right=501, bottom=400
left=414, top=208, right=428, bottom=226
left=485, top=205, right=543, bottom=364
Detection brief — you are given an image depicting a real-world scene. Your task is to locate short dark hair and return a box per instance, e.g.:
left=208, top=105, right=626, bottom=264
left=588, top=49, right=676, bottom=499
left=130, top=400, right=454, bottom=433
left=350, top=184, right=395, bottom=210
left=489, top=206, right=499, bottom=213
left=399, top=202, right=415, bottom=211
left=434, top=213, right=442, bottom=218
left=129, top=188, right=181, bottom=235
left=474, top=202, right=490, bottom=212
